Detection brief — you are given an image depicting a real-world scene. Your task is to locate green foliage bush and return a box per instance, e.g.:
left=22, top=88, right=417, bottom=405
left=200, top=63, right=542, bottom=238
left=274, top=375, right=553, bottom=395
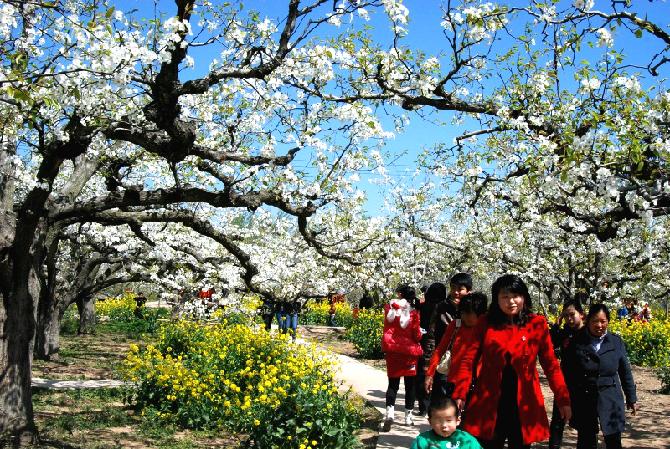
left=345, top=309, right=384, bottom=359
left=60, top=305, right=80, bottom=335
left=657, top=366, right=670, bottom=394
left=609, top=318, right=670, bottom=367
left=302, top=301, right=355, bottom=328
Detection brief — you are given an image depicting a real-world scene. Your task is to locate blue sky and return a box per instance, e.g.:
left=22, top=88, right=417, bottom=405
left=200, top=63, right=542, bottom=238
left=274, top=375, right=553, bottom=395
left=114, top=0, right=670, bottom=215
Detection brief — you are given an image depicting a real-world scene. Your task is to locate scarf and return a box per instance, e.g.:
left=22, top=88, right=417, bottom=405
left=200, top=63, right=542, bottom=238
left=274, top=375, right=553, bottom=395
left=387, top=298, right=411, bottom=328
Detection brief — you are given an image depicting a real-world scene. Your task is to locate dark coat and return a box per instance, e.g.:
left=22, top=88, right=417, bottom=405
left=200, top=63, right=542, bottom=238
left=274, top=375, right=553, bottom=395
left=425, top=298, right=459, bottom=360
left=562, top=329, right=637, bottom=436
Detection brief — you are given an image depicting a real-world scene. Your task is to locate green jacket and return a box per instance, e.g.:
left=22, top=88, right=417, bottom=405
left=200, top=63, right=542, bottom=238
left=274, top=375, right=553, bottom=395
left=411, top=429, right=482, bottom=449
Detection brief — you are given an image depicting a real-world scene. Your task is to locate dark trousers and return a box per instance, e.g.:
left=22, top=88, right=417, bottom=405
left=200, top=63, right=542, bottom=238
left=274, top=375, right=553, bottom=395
left=548, top=399, right=565, bottom=449
left=577, top=432, right=622, bottom=449
left=386, top=376, right=416, bottom=410
left=480, top=363, right=529, bottom=449
left=262, top=313, right=273, bottom=331
left=415, top=358, right=429, bottom=413
left=430, top=372, right=454, bottom=401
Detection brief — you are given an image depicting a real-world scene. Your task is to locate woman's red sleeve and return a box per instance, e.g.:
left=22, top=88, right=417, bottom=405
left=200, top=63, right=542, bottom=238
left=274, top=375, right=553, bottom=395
left=537, top=316, right=571, bottom=408
left=451, top=316, right=486, bottom=401
left=426, top=320, right=456, bottom=377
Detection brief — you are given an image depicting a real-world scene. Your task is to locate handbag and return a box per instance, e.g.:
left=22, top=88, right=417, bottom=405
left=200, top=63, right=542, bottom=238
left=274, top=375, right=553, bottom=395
left=436, top=319, right=461, bottom=375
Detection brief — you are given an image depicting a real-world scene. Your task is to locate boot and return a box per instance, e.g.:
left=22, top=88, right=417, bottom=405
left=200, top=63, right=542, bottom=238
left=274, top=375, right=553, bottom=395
left=404, top=409, right=414, bottom=426
left=384, top=405, right=395, bottom=423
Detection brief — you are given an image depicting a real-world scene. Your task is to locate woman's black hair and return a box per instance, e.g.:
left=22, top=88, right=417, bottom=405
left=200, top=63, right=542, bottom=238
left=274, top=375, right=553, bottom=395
left=459, top=292, right=488, bottom=316
left=488, top=274, right=533, bottom=326
left=395, top=283, right=416, bottom=302
left=424, top=282, right=447, bottom=305
left=586, top=303, right=610, bottom=323
left=563, top=298, right=584, bottom=315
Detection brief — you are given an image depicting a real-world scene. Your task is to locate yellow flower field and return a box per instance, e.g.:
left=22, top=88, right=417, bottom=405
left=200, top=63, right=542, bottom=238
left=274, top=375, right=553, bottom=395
left=123, top=320, right=360, bottom=448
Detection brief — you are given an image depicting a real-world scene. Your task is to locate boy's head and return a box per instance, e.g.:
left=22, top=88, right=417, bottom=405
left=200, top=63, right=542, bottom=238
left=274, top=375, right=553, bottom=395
left=458, top=292, right=488, bottom=327
left=449, top=272, right=473, bottom=305
left=428, top=397, right=460, bottom=438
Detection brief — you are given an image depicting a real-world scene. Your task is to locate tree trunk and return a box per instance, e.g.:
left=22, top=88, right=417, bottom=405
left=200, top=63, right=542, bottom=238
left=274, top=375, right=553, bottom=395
left=76, top=296, right=96, bottom=335
left=34, top=296, right=62, bottom=361
left=0, top=260, right=39, bottom=445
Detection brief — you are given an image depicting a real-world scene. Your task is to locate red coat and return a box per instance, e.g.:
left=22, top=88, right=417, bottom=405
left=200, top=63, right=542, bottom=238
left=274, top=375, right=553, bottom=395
left=452, top=314, right=570, bottom=445
left=381, top=304, right=422, bottom=377
left=426, top=320, right=478, bottom=380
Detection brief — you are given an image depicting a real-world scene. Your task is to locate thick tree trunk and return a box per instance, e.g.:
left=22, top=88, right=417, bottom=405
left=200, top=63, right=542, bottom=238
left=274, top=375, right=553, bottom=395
left=0, top=263, right=39, bottom=445
left=34, top=297, right=62, bottom=361
left=76, top=296, right=96, bottom=335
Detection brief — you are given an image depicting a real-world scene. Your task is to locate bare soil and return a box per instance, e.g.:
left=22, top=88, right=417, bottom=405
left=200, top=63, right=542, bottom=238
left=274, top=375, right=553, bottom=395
left=32, top=333, right=133, bottom=380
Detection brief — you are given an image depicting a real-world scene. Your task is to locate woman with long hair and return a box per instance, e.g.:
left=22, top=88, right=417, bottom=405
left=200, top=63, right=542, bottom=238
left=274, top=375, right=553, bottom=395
left=452, top=274, right=571, bottom=449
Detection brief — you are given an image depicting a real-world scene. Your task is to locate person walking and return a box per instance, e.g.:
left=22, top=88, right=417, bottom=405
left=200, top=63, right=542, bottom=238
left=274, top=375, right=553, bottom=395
left=548, top=297, right=586, bottom=449
left=381, top=284, right=423, bottom=429
left=425, top=292, right=488, bottom=400
left=562, top=303, right=637, bottom=449
left=452, top=274, right=571, bottom=449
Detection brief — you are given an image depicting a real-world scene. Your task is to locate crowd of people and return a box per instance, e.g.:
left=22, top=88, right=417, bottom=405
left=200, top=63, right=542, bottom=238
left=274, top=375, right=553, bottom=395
left=382, top=273, right=638, bottom=449
left=616, top=299, right=653, bottom=322
left=259, top=299, right=303, bottom=339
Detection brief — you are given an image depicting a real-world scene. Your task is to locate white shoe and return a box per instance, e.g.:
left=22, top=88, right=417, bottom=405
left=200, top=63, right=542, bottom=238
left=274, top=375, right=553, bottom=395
left=384, top=405, right=395, bottom=423
left=404, top=409, right=414, bottom=426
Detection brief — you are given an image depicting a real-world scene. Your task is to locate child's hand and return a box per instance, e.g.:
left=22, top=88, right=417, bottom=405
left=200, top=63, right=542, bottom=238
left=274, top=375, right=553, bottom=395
left=559, top=405, right=571, bottom=421
left=455, top=398, right=465, bottom=413
left=424, top=376, right=433, bottom=394
left=627, top=402, right=637, bottom=416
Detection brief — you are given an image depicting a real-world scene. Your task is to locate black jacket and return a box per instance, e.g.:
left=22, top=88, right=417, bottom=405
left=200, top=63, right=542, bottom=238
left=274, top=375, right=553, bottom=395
left=421, top=298, right=459, bottom=364
left=431, top=298, right=459, bottom=345
left=550, top=323, right=580, bottom=359
left=562, top=329, right=637, bottom=435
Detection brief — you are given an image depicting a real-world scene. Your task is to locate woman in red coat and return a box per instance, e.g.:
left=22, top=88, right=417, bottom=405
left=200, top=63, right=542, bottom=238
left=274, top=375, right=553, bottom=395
left=452, top=274, right=571, bottom=449
left=381, top=284, right=423, bottom=427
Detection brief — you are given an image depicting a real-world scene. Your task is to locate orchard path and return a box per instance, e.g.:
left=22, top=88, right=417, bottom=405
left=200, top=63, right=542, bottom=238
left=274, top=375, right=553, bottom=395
left=329, top=349, right=430, bottom=448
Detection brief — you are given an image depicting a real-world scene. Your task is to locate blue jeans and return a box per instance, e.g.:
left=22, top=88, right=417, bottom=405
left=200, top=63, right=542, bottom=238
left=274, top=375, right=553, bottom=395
left=276, top=312, right=287, bottom=332
left=285, top=313, right=298, bottom=338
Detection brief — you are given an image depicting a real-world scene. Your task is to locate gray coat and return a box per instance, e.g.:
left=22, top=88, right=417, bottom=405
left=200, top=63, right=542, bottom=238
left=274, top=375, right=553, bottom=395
left=562, top=329, right=637, bottom=435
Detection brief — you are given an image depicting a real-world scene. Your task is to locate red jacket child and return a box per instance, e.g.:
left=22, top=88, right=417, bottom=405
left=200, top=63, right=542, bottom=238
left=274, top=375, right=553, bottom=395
left=426, top=319, right=478, bottom=380
left=452, top=314, right=571, bottom=445
left=381, top=299, right=423, bottom=377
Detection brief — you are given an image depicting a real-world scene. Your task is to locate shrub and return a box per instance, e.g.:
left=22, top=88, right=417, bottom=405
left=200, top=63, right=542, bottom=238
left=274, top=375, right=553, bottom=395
left=96, top=293, right=169, bottom=336
left=302, top=301, right=355, bottom=328
left=608, top=318, right=670, bottom=367
left=60, top=305, right=79, bottom=335
left=657, top=366, right=670, bottom=394
left=96, top=292, right=137, bottom=319
left=345, top=309, right=384, bottom=359
left=123, top=320, right=361, bottom=449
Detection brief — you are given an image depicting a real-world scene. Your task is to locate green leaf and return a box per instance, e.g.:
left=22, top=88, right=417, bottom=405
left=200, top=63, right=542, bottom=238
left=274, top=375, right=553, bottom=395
left=635, top=29, right=643, bottom=38
left=106, top=7, right=115, bottom=19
